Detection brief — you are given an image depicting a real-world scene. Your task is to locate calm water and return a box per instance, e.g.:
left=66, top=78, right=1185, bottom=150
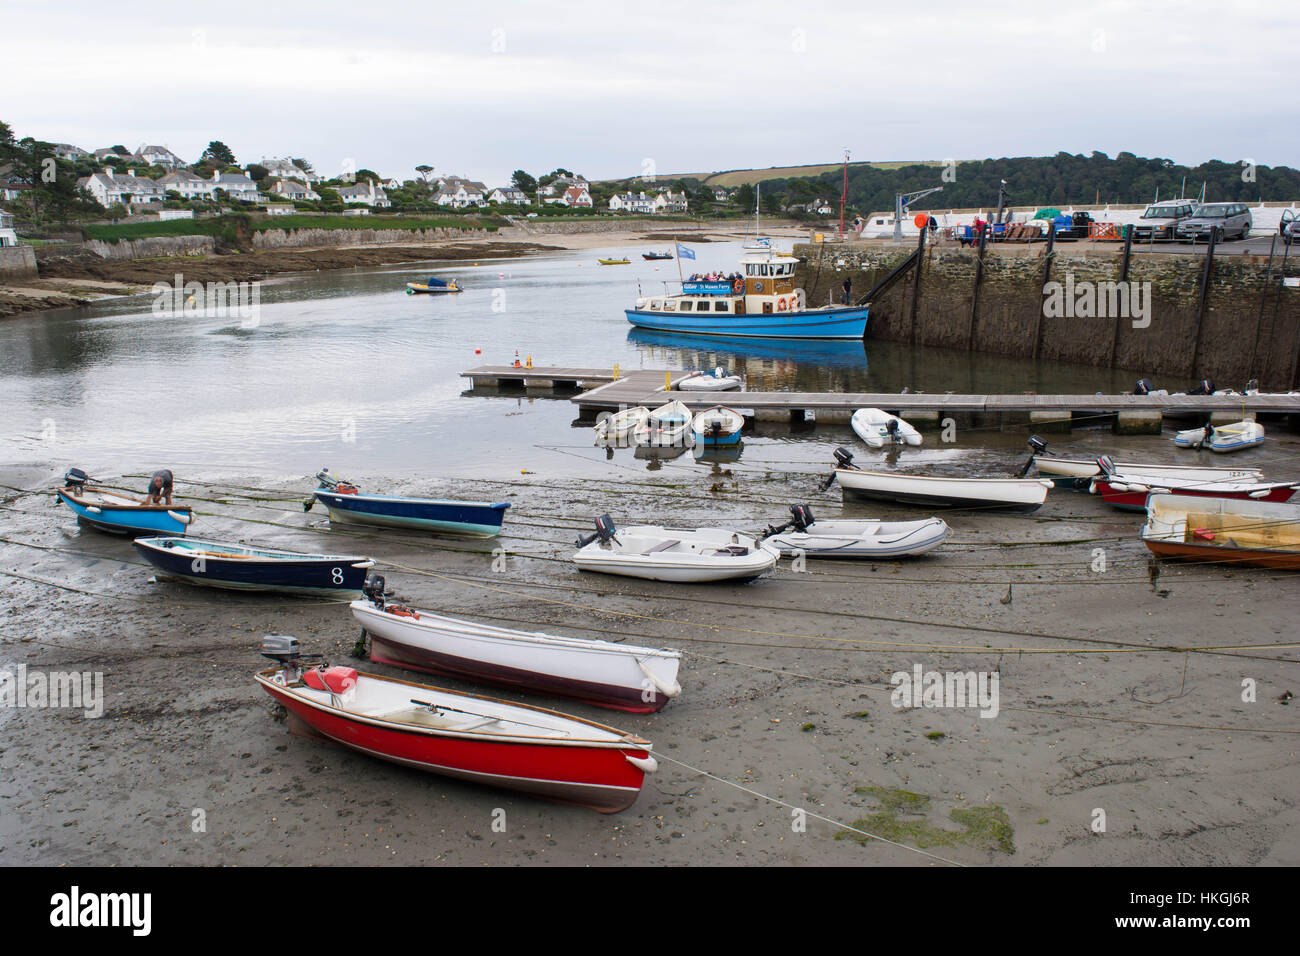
left=0, top=240, right=1146, bottom=483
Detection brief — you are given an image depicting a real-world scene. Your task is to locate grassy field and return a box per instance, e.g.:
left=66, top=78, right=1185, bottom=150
left=654, top=161, right=951, bottom=188
left=82, top=214, right=499, bottom=243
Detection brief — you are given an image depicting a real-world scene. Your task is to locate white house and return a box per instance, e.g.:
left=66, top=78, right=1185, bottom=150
left=92, top=147, right=131, bottom=162
left=560, top=185, right=593, bottom=207
left=270, top=179, right=321, bottom=202
left=53, top=144, right=89, bottom=161
left=488, top=187, right=529, bottom=205
left=210, top=170, right=258, bottom=202
left=609, top=191, right=658, bottom=214
left=259, top=158, right=319, bottom=184
left=335, top=180, right=391, bottom=208
left=0, top=211, right=18, bottom=246
left=157, top=170, right=216, bottom=200
left=78, top=168, right=165, bottom=207
left=133, top=145, right=185, bottom=168
left=434, top=178, right=487, bottom=208
left=654, top=191, right=688, bottom=213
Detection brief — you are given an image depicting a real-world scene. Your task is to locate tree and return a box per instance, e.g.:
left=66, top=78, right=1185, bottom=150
left=245, top=163, right=269, bottom=181
left=511, top=169, right=537, bottom=193
left=292, top=157, right=315, bottom=176
left=415, top=164, right=435, bottom=184
left=734, top=183, right=756, bottom=211
left=202, top=141, right=236, bottom=166
left=354, top=168, right=379, bottom=183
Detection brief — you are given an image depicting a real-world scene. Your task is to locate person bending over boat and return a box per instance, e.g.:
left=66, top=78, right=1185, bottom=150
left=142, top=469, right=174, bottom=506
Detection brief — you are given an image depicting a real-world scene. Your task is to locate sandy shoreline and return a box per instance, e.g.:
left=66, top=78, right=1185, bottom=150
left=2, top=443, right=1297, bottom=866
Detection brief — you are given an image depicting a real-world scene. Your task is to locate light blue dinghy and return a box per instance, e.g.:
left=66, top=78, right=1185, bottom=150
left=56, top=469, right=193, bottom=537
left=305, top=470, right=510, bottom=537
left=691, top=405, right=744, bottom=446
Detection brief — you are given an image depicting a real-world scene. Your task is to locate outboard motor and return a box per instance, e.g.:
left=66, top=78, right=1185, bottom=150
left=576, top=514, right=617, bottom=548
left=260, top=634, right=321, bottom=683
left=1096, top=454, right=1117, bottom=477
left=1133, top=379, right=1154, bottom=396
left=1017, top=435, right=1049, bottom=478
left=833, top=447, right=856, bottom=470
left=789, top=504, right=815, bottom=532
left=63, top=467, right=90, bottom=492
left=1186, top=379, right=1216, bottom=396
left=884, top=418, right=902, bottom=443
left=362, top=573, right=387, bottom=609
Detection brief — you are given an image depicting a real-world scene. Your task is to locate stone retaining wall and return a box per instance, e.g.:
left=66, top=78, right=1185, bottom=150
left=0, top=245, right=38, bottom=279
left=795, top=241, right=1300, bottom=390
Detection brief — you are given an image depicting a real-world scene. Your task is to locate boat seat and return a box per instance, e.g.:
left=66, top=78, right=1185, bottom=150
left=641, top=540, right=680, bottom=555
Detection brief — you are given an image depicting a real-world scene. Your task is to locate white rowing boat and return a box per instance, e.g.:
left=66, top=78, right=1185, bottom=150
left=633, top=399, right=694, bottom=447
left=851, top=408, right=922, bottom=448
left=572, top=515, right=778, bottom=582
left=762, top=504, right=948, bottom=558
left=830, top=448, right=1053, bottom=512
left=595, top=405, right=649, bottom=444
left=351, top=577, right=681, bottom=713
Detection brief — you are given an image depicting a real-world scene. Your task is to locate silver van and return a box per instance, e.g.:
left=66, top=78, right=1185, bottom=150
left=1132, top=199, right=1197, bottom=241
left=1175, top=202, right=1253, bottom=242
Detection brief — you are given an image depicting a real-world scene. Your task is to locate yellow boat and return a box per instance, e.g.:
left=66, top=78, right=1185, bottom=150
left=406, top=276, right=461, bottom=294
left=597, top=258, right=631, bottom=266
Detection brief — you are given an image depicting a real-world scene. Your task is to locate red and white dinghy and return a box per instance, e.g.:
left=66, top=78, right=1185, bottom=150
left=254, top=636, right=657, bottom=813
left=1091, top=455, right=1297, bottom=511
left=352, top=576, right=681, bottom=714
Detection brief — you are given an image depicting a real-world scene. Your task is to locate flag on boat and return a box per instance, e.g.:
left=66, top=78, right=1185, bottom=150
left=676, top=242, right=696, bottom=260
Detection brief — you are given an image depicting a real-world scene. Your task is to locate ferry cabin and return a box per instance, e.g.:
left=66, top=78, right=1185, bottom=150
left=636, top=250, right=806, bottom=316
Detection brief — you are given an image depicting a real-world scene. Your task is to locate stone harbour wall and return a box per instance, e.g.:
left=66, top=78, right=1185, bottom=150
left=0, top=245, right=38, bottom=279
left=795, top=241, right=1300, bottom=391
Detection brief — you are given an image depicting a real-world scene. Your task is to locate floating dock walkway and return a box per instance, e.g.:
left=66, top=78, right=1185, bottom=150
left=461, top=365, right=1300, bottom=434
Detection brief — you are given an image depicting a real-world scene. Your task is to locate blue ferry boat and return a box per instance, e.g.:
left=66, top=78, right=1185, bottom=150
left=625, top=245, right=868, bottom=340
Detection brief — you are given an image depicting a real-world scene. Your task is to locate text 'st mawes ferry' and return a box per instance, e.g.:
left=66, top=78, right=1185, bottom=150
left=625, top=243, right=869, bottom=340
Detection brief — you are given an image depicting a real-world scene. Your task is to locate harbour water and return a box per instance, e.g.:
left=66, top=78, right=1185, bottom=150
left=2, top=241, right=1153, bottom=483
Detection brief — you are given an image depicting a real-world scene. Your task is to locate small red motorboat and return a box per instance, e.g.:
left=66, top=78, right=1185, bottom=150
left=1091, top=455, right=1297, bottom=511
left=254, top=636, right=657, bottom=813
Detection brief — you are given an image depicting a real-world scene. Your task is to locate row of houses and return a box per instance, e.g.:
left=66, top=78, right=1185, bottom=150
left=608, top=190, right=689, bottom=214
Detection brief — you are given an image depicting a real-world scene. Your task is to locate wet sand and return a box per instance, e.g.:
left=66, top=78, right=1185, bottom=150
left=2, top=429, right=1298, bottom=866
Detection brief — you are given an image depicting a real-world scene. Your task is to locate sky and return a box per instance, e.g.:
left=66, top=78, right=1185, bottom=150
left=4, top=0, right=1296, bottom=186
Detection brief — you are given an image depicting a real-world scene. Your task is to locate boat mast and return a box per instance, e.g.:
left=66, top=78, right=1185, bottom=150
left=839, top=147, right=849, bottom=240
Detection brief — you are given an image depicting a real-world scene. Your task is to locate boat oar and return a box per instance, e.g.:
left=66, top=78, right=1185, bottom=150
left=408, top=699, right=567, bottom=736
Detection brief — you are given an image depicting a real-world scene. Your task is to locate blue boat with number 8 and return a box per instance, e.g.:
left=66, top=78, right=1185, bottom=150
left=134, top=536, right=375, bottom=596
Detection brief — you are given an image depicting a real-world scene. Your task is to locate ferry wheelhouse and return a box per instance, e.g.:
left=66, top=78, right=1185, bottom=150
left=626, top=245, right=868, bottom=340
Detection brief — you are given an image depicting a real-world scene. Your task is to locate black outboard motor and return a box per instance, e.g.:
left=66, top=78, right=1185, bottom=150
left=1133, top=379, right=1155, bottom=396
left=63, top=467, right=90, bottom=492
left=833, top=447, right=856, bottom=470
left=789, top=504, right=815, bottom=532
left=884, top=418, right=902, bottom=443
left=362, top=573, right=387, bottom=609
left=1186, top=379, right=1215, bottom=396
left=1017, top=435, right=1049, bottom=478
left=576, top=514, right=617, bottom=548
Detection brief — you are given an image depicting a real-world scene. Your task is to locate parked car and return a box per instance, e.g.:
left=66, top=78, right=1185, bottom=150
left=1175, top=202, right=1253, bottom=242
left=1131, top=199, right=1198, bottom=241
left=1280, top=209, right=1298, bottom=244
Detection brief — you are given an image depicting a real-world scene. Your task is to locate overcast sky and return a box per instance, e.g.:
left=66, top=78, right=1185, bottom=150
left=4, top=0, right=1295, bottom=185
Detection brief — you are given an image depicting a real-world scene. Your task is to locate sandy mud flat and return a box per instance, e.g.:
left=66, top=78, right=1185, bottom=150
left=1, top=454, right=1297, bottom=866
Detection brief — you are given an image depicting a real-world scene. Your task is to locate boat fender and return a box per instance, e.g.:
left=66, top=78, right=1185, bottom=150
left=168, top=510, right=192, bottom=524
left=386, top=604, right=421, bottom=620
left=1108, top=483, right=1129, bottom=493
left=1248, top=489, right=1271, bottom=498
left=636, top=659, right=681, bottom=699
left=86, top=505, right=102, bottom=514
left=624, top=753, right=658, bottom=774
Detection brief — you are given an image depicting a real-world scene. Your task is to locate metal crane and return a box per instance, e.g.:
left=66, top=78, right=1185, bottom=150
left=893, top=186, right=944, bottom=240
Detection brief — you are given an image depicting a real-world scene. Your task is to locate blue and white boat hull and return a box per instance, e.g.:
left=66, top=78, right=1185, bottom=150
left=625, top=305, right=868, bottom=340
left=312, top=489, right=510, bottom=537
left=57, top=489, right=192, bottom=537
left=134, top=537, right=373, bottom=596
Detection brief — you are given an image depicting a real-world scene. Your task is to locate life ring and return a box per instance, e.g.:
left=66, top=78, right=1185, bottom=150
left=776, top=297, right=788, bottom=312
left=732, top=278, right=743, bottom=294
